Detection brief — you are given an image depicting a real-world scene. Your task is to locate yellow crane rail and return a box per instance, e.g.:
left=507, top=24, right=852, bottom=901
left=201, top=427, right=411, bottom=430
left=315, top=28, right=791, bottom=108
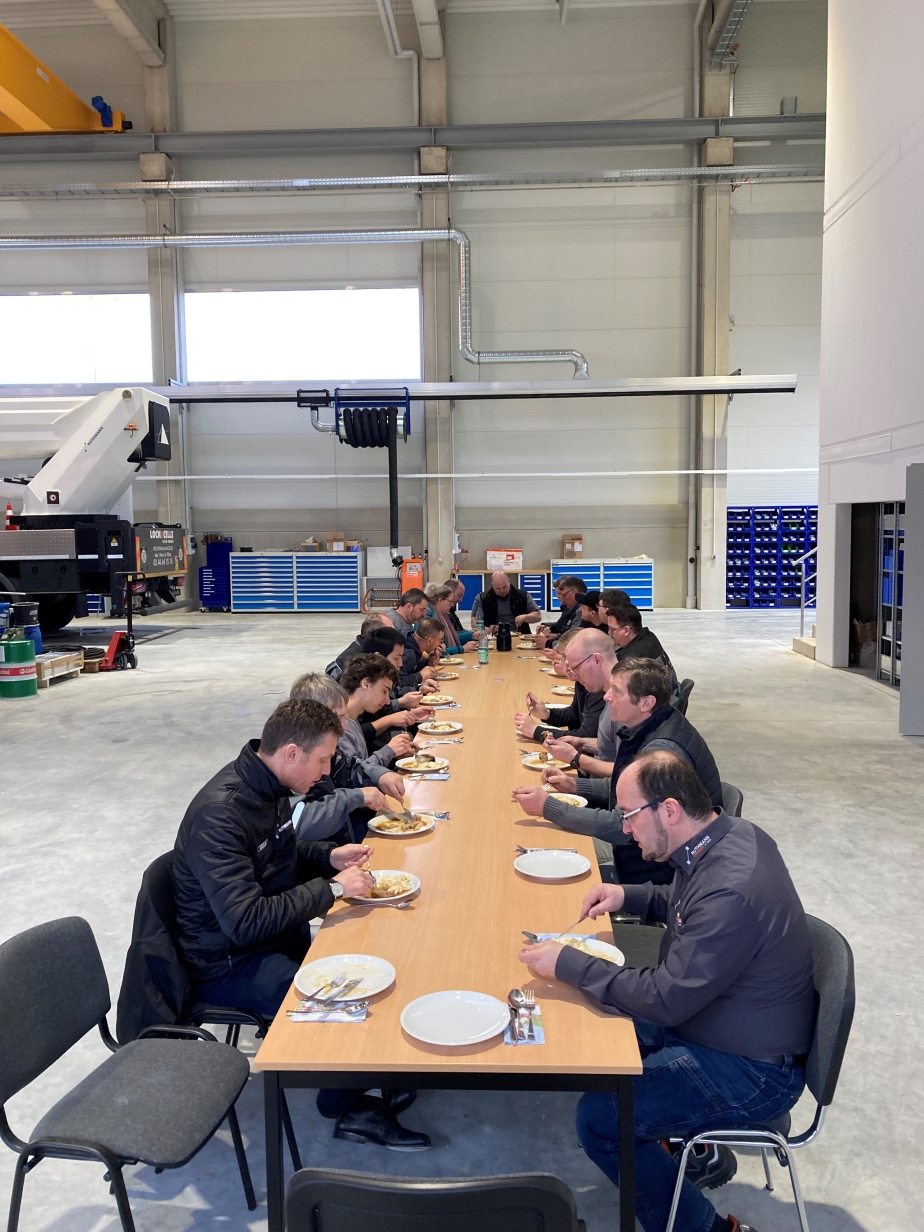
left=0, top=24, right=128, bottom=133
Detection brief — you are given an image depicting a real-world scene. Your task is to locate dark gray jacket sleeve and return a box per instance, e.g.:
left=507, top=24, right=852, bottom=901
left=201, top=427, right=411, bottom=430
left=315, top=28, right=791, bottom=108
left=576, top=776, right=611, bottom=804
left=294, top=789, right=366, bottom=840
left=555, top=888, right=763, bottom=1028
left=184, top=811, right=335, bottom=949
left=542, top=794, right=629, bottom=845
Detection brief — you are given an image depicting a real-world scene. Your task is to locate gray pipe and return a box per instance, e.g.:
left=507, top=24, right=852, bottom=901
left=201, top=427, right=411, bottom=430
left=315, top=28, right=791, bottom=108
left=0, top=225, right=590, bottom=378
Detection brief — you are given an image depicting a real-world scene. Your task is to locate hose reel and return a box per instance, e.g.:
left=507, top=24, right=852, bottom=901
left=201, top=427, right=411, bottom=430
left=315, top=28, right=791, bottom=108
left=299, top=387, right=411, bottom=567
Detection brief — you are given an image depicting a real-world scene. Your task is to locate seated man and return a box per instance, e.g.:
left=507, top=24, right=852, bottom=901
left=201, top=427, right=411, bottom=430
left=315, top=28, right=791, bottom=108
left=173, top=697, right=430, bottom=1150
left=442, top=577, right=468, bottom=634
left=342, top=653, right=432, bottom=753
left=425, top=583, right=475, bottom=655
left=576, top=589, right=605, bottom=629
left=388, top=588, right=429, bottom=635
left=470, top=570, right=541, bottom=634
left=402, top=617, right=445, bottom=682
left=288, top=673, right=412, bottom=844
left=325, top=612, right=392, bottom=680
left=597, top=588, right=631, bottom=622
left=514, top=627, right=612, bottom=744
left=362, top=626, right=439, bottom=696
left=519, top=750, right=814, bottom=1232
left=512, top=658, right=721, bottom=886
left=534, top=575, right=587, bottom=648
left=606, top=599, right=679, bottom=697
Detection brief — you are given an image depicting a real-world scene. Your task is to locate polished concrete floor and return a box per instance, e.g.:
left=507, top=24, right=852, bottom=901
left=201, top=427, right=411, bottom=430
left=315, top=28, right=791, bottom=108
left=0, top=608, right=920, bottom=1232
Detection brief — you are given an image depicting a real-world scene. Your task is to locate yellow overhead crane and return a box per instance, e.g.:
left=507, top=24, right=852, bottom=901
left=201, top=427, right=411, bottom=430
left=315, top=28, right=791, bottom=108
left=0, top=23, right=130, bottom=133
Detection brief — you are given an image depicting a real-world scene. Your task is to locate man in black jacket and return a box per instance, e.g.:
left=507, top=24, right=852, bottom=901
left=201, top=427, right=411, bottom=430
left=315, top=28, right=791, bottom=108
left=514, top=627, right=613, bottom=744
left=325, top=612, right=392, bottom=680
left=401, top=617, right=445, bottom=681
left=470, top=571, right=541, bottom=634
left=512, top=658, right=721, bottom=886
left=174, top=697, right=430, bottom=1151
left=534, top=575, right=587, bottom=648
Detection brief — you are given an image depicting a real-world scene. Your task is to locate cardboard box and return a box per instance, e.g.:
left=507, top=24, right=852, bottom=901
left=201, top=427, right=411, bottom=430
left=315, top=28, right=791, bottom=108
left=562, top=535, right=583, bottom=558
left=325, top=531, right=346, bottom=552
left=486, top=548, right=523, bottom=572
left=300, top=538, right=322, bottom=552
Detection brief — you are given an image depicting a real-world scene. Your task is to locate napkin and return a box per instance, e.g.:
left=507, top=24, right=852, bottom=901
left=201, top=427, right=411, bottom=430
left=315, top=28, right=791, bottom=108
left=504, top=1004, right=545, bottom=1045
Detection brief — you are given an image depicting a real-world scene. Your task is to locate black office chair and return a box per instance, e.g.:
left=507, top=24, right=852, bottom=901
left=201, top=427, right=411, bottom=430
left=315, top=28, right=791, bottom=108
left=720, top=781, right=744, bottom=817
left=117, top=851, right=303, bottom=1169
left=285, top=1169, right=586, bottom=1231
left=665, top=915, right=856, bottom=1232
left=673, top=679, right=695, bottom=715
left=0, top=917, right=254, bottom=1232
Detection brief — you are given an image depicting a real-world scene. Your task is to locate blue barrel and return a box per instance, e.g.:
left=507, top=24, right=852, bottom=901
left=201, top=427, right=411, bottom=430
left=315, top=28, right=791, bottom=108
left=23, top=624, right=43, bottom=656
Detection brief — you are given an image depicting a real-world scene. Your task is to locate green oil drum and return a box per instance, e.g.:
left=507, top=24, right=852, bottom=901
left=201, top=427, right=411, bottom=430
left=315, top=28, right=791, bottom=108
left=0, top=631, right=38, bottom=698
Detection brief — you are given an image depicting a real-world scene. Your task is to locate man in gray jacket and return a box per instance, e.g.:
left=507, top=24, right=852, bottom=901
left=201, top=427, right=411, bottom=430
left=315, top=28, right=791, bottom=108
left=520, top=751, right=814, bottom=1232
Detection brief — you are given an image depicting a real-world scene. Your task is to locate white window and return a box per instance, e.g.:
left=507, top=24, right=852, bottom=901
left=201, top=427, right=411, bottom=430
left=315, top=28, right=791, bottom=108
left=0, top=294, right=153, bottom=383
left=184, top=288, right=422, bottom=382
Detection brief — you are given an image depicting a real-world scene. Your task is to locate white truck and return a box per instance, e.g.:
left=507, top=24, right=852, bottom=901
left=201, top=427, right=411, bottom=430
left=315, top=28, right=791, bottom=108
left=0, top=387, right=188, bottom=630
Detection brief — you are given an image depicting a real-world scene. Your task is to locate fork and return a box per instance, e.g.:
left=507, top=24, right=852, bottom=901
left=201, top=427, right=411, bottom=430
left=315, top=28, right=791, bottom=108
left=309, top=972, right=346, bottom=1001
left=525, top=989, right=536, bottom=1040
left=516, top=845, right=577, bottom=855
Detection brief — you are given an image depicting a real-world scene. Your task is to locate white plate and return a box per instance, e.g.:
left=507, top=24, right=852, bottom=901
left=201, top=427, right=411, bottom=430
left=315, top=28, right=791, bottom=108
left=349, top=870, right=420, bottom=904
left=557, top=935, right=625, bottom=966
left=551, top=685, right=575, bottom=696
left=432, top=670, right=459, bottom=681
left=522, top=753, right=571, bottom=771
left=514, top=850, right=591, bottom=880
left=539, top=667, right=556, bottom=674
left=368, top=812, right=437, bottom=837
left=417, top=720, right=463, bottom=734
left=294, top=953, right=396, bottom=1001
left=400, top=990, right=509, bottom=1046
left=396, top=755, right=450, bottom=773
left=547, top=792, right=587, bottom=808
left=422, top=694, right=456, bottom=707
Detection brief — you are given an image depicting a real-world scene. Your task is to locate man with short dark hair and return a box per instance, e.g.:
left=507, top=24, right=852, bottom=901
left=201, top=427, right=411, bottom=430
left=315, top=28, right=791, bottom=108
left=342, top=652, right=433, bottom=751
left=389, top=589, right=429, bottom=635
left=535, top=575, right=587, bottom=648
left=470, top=571, right=541, bottom=634
left=513, top=658, right=721, bottom=885
left=401, top=616, right=445, bottom=680
left=326, top=612, right=393, bottom=680
left=576, top=589, right=605, bottom=628
left=519, top=750, right=815, bottom=1232
left=173, top=697, right=430, bottom=1151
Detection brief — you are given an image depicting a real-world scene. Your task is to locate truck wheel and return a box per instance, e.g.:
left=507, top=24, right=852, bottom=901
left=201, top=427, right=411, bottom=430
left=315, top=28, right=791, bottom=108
left=37, top=594, right=78, bottom=633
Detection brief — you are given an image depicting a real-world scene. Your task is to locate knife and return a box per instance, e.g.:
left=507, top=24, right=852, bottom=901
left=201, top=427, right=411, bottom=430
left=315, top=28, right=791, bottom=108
left=308, top=977, right=364, bottom=1006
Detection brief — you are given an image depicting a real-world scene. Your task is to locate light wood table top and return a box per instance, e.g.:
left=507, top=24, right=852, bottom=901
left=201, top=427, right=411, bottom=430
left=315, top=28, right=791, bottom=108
left=254, top=648, right=642, bottom=1078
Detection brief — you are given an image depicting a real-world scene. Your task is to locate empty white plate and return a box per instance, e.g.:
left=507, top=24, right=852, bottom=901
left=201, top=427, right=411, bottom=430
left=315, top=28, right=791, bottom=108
left=400, top=991, right=509, bottom=1046
left=294, top=953, right=396, bottom=1001
left=514, top=850, right=591, bottom=880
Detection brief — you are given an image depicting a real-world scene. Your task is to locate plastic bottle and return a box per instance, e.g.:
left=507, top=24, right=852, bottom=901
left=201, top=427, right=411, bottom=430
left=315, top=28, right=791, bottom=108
left=478, top=625, right=489, bottom=665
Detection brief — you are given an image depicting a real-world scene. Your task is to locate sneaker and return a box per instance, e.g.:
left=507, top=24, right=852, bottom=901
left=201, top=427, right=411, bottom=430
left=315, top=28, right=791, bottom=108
left=662, top=1141, right=738, bottom=1190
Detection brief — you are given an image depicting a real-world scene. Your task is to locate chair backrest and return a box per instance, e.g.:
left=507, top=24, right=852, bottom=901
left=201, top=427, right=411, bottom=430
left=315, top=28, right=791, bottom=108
left=0, top=917, right=110, bottom=1106
left=804, top=915, right=856, bottom=1107
left=115, top=852, right=191, bottom=1044
left=673, top=678, right=694, bottom=715
left=720, top=781, right=744, bottom=817
left=285, top=1169, right=580, bottom=1232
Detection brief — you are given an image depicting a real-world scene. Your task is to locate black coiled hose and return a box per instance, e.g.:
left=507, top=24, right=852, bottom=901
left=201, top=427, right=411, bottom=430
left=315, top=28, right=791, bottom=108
left=339, top=405, right=401, bottom=556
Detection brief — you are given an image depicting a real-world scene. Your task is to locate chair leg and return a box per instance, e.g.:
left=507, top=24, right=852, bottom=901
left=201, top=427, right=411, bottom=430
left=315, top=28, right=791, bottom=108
left=760, top=1147, right=775, bottom=1192
left=779, top=1145, right=811, bottom=1232
left=108, top=1166, right=137, bottom=1232
left=226, top=1106, right=256, bottom=1212
left=7, top=1150, right=32, bottom=1232
left=664, top=1141, right=694, bottom=1232
left=280, top=1090, right=302, bottom=1172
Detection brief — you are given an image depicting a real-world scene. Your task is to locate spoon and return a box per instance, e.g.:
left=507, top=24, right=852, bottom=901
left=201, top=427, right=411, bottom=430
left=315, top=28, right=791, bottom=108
left=507, top=987, right=526, bottom=1045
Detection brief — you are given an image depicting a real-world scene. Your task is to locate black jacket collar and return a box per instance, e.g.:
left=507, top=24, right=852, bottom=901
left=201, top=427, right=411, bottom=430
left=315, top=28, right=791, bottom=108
left=617, top=702, right=674, bottom=745
left=669, top=809, right=733, bottom=877
left=234, top=739, right=292, bottom=802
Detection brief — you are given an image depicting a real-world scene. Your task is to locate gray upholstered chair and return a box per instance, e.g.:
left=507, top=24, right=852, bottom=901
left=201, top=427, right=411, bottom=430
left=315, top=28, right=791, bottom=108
left=720, top=781, right=744, bottom=817
left=665, top=915, right=856, bottom=1232
left=0, top=916, right=255, bottom=1232
left=285, top=1169, right=585, bottom=1231
left=673, top=679, right=695, bottom=715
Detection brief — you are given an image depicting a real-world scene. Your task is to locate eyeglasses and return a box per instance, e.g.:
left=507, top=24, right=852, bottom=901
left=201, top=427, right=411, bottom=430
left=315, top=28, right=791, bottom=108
left=618, top=799, right=664, bottom=825
left=564, top=651, right=597, bottom=674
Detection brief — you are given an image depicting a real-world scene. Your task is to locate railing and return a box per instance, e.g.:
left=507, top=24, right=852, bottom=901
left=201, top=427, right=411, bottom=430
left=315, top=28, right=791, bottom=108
left=793, top=548, right=817, bottom=637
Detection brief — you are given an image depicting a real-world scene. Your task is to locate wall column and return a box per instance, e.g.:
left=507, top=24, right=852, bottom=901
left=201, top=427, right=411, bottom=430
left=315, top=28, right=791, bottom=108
left=814, top=495, right=851, bottom=667
left=900, top=465, right=924, bottom=732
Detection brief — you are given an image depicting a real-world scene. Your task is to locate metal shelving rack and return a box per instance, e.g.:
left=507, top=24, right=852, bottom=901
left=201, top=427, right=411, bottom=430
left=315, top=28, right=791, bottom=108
left=877, top=502, right=904, bottom=687
left=726, top=506, right=817, bottom=608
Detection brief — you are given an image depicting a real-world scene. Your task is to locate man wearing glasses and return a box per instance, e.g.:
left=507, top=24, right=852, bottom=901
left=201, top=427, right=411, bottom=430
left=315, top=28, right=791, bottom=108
left=519, top=750, right=814, bottom=1232
left=514, top=627, right=613, bottom=743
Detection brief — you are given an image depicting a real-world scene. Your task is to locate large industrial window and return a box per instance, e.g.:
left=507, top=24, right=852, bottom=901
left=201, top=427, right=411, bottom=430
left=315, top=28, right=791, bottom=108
left=0, top=293, right=153, bottom=383
left=184, top=288, right=422, bottom=382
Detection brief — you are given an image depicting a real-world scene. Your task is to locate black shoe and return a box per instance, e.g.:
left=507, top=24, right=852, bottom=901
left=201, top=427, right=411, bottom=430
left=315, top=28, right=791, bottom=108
left=333, top=1095, right=431, bottom=1152
left=663, top=1142, right=737, bottom=1190
left=381, top=1088, right=417, bottom=1116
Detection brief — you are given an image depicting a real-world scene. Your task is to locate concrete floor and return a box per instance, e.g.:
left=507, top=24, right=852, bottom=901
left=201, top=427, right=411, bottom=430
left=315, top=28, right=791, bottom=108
left=0, top=607, right=921, bottom=1232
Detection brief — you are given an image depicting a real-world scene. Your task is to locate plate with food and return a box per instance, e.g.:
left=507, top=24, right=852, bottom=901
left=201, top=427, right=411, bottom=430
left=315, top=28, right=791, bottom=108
left=433, top=670, right=460, bottom=681
left=350, top=870, right=420, bottom=905
left=294, top=953, right=396, bottom=1001
left=556, top=935, right=625, bottom=965
left=517, top=639, right=538, bottom=649
left=400, top=990, right=509, bottom=1047
left=546, top=791, right=587, bottom=808
left=513, top=850, right=591, bottom=880
left=396, top=754, right=450, bottom=773
left=368, top=812, right=438, bottom=837
left=539, top=667, right=557, bottom=674
left=417, top=719, right=463, bottom=734
left=551, top=684, right=575, bottom=696
left=522, top=751, right=572, bottom=771
left=422, top=693, right=456, bottom=707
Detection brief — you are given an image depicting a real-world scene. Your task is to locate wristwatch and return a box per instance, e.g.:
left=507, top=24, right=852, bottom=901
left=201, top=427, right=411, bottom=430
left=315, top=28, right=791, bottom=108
left=330, top=881, right=344, bottom=899
left=570, top=749, right=583, bottom=770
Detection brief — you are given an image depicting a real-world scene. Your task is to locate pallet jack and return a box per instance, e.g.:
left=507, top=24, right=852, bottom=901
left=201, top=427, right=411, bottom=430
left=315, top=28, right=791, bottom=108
left=99, top=573, right=141, bottom=671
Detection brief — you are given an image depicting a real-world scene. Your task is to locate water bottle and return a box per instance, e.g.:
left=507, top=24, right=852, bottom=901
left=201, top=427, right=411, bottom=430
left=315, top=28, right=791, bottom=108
left=478, top=625, right=489, bottom=665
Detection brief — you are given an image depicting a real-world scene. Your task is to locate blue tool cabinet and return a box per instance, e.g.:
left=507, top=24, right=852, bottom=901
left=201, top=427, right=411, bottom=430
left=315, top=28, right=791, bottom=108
left=230, top=552, right=362, bottom=612
left=549, top=559, right=654, bottom=611
left=726, top=506, right=817, bottom=608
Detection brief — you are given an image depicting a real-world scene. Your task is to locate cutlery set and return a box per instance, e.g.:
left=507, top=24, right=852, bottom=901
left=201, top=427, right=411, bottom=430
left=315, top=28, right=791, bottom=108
left=507, top=987, right=537, bottom=1043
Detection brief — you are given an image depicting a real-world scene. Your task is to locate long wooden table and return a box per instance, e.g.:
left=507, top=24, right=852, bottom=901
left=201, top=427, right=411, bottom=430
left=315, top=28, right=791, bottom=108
left=254, top=649, right=642, bottom=1230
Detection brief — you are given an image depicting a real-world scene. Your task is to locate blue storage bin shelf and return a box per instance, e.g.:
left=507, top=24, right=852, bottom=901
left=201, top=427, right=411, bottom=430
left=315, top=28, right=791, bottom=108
left=726, top=506, right=817, bottom=608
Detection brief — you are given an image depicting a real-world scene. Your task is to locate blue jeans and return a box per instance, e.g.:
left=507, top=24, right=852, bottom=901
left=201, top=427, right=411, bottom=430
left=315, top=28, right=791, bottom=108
left=577, top=1024, right=805, bottom=1232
